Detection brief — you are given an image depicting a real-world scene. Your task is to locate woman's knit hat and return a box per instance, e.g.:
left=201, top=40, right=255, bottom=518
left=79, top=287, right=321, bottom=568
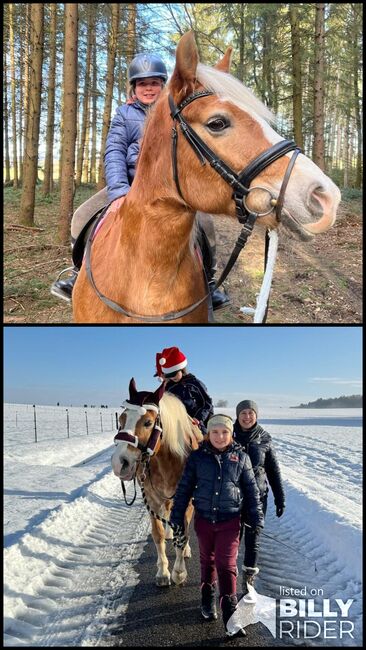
left=236, top=400, right=258, bottom=418
left=207, top=414, right=234, bottom=434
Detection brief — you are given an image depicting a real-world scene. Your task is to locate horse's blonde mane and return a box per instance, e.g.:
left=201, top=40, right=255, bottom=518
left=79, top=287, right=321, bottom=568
left=196, top=63, right=276, bottom=125
left=159, top=392, right=203, bottom=458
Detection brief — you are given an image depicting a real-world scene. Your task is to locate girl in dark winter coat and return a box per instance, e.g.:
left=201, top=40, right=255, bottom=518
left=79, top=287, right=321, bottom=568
left=234, top=399, right=285, bottom=590
left=170, top=414, right=264, bottom=638
left=155, top=347, right=214, bottom=432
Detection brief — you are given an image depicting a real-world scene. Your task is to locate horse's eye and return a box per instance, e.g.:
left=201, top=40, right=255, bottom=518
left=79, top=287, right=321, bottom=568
left=144, top=419, right=153, bottom=428
left=206, top=117, right=230, bottom=132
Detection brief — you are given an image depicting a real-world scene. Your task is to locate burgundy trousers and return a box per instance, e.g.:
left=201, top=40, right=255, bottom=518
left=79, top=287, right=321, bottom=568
left=194, top=514, right=240, bottom=597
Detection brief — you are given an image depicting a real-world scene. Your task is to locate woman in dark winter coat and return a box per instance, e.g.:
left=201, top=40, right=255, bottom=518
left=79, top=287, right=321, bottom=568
left=170, top=414, right=264, bottom=638
left=234, top=399, right=285, bottom=590
left=155, top=347, right=214, bottom=432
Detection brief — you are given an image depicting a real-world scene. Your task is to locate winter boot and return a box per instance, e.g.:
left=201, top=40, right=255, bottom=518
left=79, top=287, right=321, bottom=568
left=50, top=267, right=78, bottom=303
left=220, top=594, right=246, bottom=637
left=242, top=565, right=259, bottom=593
left=200, top=582, right=218, bottom=621
left=208, top=280, right=231, bottom=311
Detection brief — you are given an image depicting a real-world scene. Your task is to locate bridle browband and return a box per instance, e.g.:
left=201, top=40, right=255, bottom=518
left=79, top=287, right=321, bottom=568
left=85, top=88, right=301, bottom=321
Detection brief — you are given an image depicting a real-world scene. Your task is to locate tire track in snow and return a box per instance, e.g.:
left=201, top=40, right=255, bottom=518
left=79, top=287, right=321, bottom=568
left=4, top=472, right=150, bottom=647
left=250, top=495, right=362, bottom=646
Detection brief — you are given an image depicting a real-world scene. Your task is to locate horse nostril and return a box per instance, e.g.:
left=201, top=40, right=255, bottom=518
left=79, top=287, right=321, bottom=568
left=308, top=185, right=327, bottom=216
left=120, top=458, right=129, bottom=472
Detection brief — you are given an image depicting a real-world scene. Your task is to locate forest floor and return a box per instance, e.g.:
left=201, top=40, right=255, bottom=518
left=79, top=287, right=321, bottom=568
left=3, top=185, right=362, bottom=325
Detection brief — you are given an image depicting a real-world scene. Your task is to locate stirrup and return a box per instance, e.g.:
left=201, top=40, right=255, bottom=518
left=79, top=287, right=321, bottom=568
left=55, top=266, right=78, bottom=281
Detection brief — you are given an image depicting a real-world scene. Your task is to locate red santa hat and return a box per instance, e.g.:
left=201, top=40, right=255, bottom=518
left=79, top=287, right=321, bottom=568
left=155, top=347, right=187, bottom=378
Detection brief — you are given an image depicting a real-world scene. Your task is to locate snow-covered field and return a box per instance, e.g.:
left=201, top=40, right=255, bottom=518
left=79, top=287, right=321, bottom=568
left=3, top=404, right=362, bottom=646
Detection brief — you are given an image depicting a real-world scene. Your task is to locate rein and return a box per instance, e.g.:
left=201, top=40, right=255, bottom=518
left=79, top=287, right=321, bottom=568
left=119, top=448, right=187, bottom=548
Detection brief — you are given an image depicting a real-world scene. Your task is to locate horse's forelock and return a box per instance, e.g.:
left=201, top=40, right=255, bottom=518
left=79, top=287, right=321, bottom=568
left=196, top=63, right=276, bottom=126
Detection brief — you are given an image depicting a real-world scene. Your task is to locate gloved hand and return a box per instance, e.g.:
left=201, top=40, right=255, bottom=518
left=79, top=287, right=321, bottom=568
left=171, top=523, right=187, bottom=549
left=276, top=505, right=285, bottom=518
left=247, top=524, right=262, bottom=535
left=254, top=525, right=263, bottom=535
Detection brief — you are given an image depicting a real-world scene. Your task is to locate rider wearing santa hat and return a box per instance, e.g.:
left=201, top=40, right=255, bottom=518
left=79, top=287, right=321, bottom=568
left=155, top=347, right=213, bottom=433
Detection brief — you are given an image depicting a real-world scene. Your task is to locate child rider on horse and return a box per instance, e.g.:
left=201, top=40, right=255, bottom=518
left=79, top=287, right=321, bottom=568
left=154, top=346, right=214, bottom=434
left=51, top=53, right=229, bottom=311
left=170, top=413, right=264, bottom=638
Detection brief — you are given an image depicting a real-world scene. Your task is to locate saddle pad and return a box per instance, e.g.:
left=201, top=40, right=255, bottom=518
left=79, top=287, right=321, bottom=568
left=72, top=203, right=111, bottom=269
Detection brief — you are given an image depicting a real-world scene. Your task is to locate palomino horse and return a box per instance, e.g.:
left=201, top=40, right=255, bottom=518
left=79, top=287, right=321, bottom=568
left=111, top=378, right=203, bottom=587
left=73, top=30, right=341, bottom=323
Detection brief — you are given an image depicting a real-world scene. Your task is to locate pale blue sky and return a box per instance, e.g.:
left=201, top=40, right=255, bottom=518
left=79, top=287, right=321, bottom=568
left=3, top=326, right=362, bottom=407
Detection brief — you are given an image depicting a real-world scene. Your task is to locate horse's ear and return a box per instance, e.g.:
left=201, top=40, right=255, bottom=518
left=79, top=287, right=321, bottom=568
left=169, top=30, right=199, bottom=104
left=152, top=381, right=165, bottom=406
left=129, top=377, right=138, bottom=399
left=215, top=47, right=233, bottom=73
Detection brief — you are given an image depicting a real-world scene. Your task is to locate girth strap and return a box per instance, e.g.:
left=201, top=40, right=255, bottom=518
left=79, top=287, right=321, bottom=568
left=84, top=214, right=210, bottom=321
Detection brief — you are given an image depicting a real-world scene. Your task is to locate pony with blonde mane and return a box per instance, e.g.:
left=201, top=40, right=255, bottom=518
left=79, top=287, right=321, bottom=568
left=111, top=378, right=203, bottom=586
left=73, top=31, right=340, bottom=323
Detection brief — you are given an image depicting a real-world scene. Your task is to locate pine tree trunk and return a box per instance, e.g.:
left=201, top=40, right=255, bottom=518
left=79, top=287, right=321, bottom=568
left=22, top=4, right=31, bottom=185
left=289, top=4, right=304, bottom=149
left=90, top=21, right=97, bottom=186
left=3, top=28, right=11, bottom=183
left=59, top=4, right=78, bottom=244
left=97, top=4, right=119, bottom=190
left=238, top=5, right=245, bottom=82
left=352, top=5, right=362, bottom=188
left=76, top=4, right=93, bottom=187
left=9, top=3, right=19, bottom=189
left=43, top=3, right=57, bottom=195
left=19, top=4, right=44, bottom=226
left=125, top=3, right=137, bottom=98
left=313, top=4, right=325, bottom=169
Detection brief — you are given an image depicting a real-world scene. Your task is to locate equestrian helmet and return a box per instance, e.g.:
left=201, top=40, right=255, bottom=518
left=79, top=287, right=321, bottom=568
left=128, top=53, right=168, bottom=82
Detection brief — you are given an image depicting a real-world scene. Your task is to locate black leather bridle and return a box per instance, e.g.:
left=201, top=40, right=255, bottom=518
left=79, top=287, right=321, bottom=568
left=169, top=90, right=301, bottom=289
left=85, top=89, right=301, bottom=321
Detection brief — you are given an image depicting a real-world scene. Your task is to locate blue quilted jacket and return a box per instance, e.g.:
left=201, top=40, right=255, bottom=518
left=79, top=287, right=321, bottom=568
left=104, top=100, right=149, bottom=202
left=170, top=440, right=264, bottom=527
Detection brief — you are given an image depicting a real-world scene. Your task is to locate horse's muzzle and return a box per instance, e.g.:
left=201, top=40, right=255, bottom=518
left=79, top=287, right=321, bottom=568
left=119, top=459, right=137, bottom=481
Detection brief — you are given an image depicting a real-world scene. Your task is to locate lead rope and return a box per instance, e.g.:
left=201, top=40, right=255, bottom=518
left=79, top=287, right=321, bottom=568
left=241, top=523, right=317, bottom=572
left=240, top=229, right=279, bottom=323
left=121, top=456, right=187, bottom=549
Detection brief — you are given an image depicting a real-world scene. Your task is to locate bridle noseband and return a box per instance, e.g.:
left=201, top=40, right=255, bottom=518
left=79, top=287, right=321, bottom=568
left=85, top=88, right=301, bottom=321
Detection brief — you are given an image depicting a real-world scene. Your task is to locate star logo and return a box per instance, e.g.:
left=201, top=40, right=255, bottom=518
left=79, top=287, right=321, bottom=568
left=227, top=586, right=277, bottom=638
